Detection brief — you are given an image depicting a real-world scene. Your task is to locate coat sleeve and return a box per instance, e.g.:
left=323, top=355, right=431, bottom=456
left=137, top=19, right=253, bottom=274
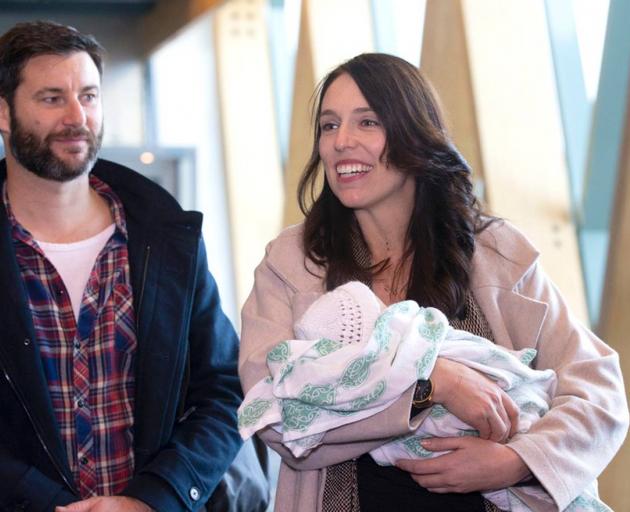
left=121, top=239, right=243, bottom=511
left=239, top=239, right=423, bottom=471
left=507, top=260, right=629, bottom=510
left=0, top=445, right=76, bottom=511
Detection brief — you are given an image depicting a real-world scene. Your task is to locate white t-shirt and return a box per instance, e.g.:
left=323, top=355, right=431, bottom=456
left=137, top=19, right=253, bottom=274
left=37, top=224, right=116, bottom=321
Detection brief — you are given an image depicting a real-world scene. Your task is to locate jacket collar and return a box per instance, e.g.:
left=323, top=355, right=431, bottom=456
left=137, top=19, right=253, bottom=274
left=91, top=159, right=202, bottom=235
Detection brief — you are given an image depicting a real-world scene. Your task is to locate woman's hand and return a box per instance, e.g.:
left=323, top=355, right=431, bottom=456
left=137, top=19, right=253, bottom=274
left=430, top=358, right=519, bottom=442
left=396, top=436, right=531, bottom=493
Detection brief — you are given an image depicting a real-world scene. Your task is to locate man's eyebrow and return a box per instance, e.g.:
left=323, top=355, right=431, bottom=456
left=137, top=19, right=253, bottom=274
left=33, top=87, right=64, bottom=98
left=33, top=85, right=100, bottom=98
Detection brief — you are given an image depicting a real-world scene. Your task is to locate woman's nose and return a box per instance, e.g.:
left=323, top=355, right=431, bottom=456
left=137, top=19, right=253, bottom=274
left=334, top=125, right=356, bottom=151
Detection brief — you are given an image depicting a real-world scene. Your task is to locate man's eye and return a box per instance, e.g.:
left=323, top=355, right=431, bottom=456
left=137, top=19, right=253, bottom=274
left=42, top=96, right=60, bottom=104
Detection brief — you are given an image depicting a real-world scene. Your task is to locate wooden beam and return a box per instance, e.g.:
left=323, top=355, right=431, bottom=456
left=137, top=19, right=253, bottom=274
left=421, top=0, right=484, bottom=188
left=140, top=0, right=225, bottom=54
left=283, top=0, right=374, bottom=226
left=214, top=0, right=284, bottom=310
left=422, top=0, right=588, bottom=322
left=597, top=80, right=630, bottom=512
left=283, top=0, right=316, bottom=227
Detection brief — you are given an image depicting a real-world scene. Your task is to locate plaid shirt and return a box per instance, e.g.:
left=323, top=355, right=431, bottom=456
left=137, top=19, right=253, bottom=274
left=4, top=176, right=137, bottom=497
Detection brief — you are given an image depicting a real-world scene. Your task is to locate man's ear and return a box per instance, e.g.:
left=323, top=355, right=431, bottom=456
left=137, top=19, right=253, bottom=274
left=0, top=97, right=10, bottom=134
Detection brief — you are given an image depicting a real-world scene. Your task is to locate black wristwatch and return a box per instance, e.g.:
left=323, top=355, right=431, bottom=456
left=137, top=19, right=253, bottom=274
left=411, top=379, right=434, bottom=410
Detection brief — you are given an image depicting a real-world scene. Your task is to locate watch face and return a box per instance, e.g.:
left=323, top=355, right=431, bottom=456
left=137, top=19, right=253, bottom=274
left=415, top=380, right=431, bottom=402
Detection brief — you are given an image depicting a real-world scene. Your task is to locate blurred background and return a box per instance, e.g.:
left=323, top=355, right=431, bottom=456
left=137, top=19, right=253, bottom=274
left=1, top=0, right=628, bottom=508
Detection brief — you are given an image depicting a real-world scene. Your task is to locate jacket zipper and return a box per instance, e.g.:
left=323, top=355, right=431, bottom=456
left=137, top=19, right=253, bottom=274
left=136, top=245, right=151, bottom=326
left=1, top=362, right=76, bottom=493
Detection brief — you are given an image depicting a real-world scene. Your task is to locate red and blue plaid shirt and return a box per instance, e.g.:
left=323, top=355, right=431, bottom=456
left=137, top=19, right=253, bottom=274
left=4, top=176, right=137, bottom=497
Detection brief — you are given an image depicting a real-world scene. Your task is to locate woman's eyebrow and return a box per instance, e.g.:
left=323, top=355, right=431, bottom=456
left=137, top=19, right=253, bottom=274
left=320, top=107, right=374, bottom=117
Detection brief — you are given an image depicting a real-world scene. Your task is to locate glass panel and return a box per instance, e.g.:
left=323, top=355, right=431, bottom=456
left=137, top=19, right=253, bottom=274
left=573, top=0, right=610, bottom=101
left=148, top=12, right=238, bottom=324
left=372, top=0, right=426, bottom=65
left=268, top=0, right=302, bottom=164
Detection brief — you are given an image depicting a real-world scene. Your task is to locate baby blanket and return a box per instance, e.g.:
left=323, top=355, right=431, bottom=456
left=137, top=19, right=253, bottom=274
left=238, top=282, right=608, bottom=512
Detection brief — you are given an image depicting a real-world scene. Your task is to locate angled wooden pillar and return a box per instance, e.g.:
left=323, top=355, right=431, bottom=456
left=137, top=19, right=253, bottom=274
left=141, top=0, right=225, bottom=53
left=421, top=0, right=484, bottom=188
left=422, top=0, right=588, bottom=321
left=283, top=0, right=375, bottom=226
left=214, top=0, right=284, bottom=311
left=597, top=83, right=630, bottom=512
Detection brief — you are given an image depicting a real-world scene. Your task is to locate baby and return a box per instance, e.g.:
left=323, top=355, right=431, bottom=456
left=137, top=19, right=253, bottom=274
left=239, top=281, right=608, bottom=512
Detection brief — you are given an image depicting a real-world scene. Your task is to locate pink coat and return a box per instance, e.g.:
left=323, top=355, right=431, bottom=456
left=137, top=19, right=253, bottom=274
left=240, top=220, right=629, bottom=511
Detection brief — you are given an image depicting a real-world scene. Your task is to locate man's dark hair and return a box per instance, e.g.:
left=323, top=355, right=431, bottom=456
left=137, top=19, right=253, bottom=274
left=0, top=20, right=104, bottom=106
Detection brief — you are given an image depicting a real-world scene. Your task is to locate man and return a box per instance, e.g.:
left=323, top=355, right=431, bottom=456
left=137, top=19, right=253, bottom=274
left=0, top=21, right=242, bottom=511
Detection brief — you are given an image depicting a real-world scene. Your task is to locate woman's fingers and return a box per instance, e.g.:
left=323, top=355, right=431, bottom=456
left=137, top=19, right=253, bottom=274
left=476, top=415, right=491, bottom=440
left=503, top=392, right=520, bottom=437
left=486, top=389, right=519, bottom=442
left=430, top=358, right=517, bottom=441
left=490, top=394, right=512, bottom=442
left=397, top=437, right=530, bottom=493
left=476, top=389, right=515, bottom=442
left=485, top=411, right=504, bottom=442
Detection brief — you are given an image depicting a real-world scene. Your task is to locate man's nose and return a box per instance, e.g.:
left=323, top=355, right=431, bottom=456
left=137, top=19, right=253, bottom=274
left=62, top=97, right=87, bottom=127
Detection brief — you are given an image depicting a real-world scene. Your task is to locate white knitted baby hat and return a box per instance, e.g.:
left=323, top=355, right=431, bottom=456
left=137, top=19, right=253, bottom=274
left=294, top=281, right=384, bottom=345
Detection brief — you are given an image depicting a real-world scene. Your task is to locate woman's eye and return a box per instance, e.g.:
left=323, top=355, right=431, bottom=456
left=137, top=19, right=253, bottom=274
left=320, top=122, right=338, bottom=131
left=361, top=119, right=379, bottom=127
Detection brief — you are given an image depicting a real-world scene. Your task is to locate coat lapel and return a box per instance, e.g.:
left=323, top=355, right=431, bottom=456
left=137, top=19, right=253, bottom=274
left=472, top=223, right=549, bottom=353
left=473, top=285, right=548, bottom=351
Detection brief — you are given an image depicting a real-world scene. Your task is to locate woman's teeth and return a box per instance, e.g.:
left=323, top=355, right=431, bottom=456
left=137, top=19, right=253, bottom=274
left=336, top=163, right=372, bottom=175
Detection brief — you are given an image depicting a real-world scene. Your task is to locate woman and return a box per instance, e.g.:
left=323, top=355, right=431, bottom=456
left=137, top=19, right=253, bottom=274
left=239, top=53, right=628, bottom=512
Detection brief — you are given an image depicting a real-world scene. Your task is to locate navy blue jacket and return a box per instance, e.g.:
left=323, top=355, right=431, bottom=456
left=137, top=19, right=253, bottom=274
left=0, top=159, right=243, bottom=512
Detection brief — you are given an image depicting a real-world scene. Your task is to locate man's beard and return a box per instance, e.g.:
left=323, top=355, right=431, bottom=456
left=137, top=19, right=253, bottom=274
left=9, top=116, right=103, bottom=182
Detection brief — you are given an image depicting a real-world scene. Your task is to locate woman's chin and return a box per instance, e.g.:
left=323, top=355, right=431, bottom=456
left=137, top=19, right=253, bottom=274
left=337, top=195, right=369, bottom=210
